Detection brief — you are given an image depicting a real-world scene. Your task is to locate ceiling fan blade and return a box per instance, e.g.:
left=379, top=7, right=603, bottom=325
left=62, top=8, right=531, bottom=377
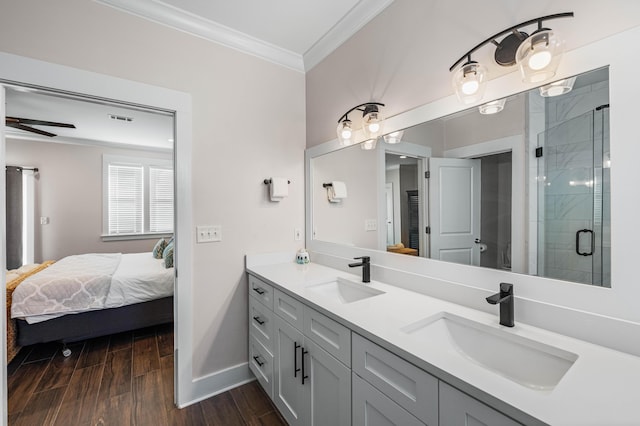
left=6, top=116, right=76, bottom=129
left=6, top=122, right=58, bottom=137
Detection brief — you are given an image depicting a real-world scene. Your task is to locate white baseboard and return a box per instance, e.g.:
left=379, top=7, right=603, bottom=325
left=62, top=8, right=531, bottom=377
left=178, top=362, right=255, bottom=408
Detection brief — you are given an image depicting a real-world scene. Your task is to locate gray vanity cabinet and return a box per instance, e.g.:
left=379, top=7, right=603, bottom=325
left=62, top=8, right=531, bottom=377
left=248, top=272, right=525, bottom=426
left=273, top=315, right=351, bottom=426
left=352, top=333, right=438, bottom=425
left=352, top=373, right=425, bottom=426
left=439, top=382, right=521, bottom=426
left=352, top=333, right=522, bottom=426
left=248, top=276, right=351, bottom=426
left=248, top=278, right=275, bottom=397
left=273, top=315, right=307, bottom=424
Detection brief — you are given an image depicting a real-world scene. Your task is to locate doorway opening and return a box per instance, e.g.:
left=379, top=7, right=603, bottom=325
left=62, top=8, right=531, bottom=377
left=2, top=81, right=181, bottom=420
left=477, top=152, right=512, bottom=270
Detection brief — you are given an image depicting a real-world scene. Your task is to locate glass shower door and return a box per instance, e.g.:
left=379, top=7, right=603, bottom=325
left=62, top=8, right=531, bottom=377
left=536, top=106, right=610, bottom=287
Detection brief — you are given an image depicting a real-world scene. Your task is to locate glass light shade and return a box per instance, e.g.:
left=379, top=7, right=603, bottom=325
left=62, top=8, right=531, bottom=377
left=539, top=76, right=576, bottom=97
left=362, top=110, right=385, bottom=140
left=453, top=61, right=487, bottom=104
left=383, top=130, right=404, bottom=144
left=361, top=139, right=377, bottom=150
left=478, top=98, right=506, bottom=115
left=337, top=119, right=354, bottom=146
left=516, top=29, right=564, bottom=84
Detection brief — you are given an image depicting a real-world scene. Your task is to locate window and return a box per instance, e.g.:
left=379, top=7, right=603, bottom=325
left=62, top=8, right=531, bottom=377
left=103, top=155, right=173, bottom=239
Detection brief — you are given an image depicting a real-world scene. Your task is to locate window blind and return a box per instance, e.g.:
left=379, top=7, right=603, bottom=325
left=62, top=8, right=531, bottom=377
left=149, top=167, right=174, bottom=232
left=108, top=164, right=143, bottom=234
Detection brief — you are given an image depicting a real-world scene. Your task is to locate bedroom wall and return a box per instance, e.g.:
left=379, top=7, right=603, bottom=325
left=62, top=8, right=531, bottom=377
left=0, top=0, right=305, bottom=396
left=5, top=138, right=172, bottom=261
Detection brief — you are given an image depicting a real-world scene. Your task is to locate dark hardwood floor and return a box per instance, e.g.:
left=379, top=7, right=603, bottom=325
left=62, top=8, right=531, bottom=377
left=7, top=323, right=286, bottom=425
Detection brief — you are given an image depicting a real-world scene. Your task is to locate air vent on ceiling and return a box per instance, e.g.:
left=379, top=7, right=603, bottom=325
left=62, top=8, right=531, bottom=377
left=108, top=114, right=133, bottom=122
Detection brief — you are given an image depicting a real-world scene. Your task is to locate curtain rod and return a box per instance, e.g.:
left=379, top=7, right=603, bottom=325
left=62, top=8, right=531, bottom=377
left=5, top=166, right=39, bottom=172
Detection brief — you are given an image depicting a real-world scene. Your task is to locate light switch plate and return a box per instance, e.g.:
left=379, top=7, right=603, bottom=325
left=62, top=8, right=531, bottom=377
left=365, top=219, right=377, bottom=231
left=197, top=225, right=222, bottom=243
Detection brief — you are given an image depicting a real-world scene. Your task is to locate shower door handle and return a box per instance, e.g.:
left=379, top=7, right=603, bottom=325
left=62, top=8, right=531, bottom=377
left=576, top=229, right=594, bottom=256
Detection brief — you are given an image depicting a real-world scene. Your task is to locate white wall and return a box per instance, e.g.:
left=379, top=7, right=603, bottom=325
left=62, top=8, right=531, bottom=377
left=312, top=145, right=378, bottom=248
left=442, top=96, right=525, bottom=151
left=6, top=138, right=171, bottom=261
left=0, top=0, right=305, bottom=399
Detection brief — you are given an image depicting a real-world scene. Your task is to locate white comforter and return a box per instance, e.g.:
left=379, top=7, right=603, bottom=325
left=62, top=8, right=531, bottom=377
left=11, top=252, right=173, bottom=323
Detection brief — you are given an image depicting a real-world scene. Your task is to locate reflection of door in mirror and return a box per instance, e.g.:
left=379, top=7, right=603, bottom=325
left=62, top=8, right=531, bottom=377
left=385, top=183, right=394, bottom=245
left=478, top=152, right=512, bottom=271
left=428, top=157, right=481, bottom=266
left=385, top=153, right=420, bottom=256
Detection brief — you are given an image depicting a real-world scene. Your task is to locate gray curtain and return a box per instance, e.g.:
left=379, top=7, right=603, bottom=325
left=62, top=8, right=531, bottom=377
left=6, top=166, right=23, bottom=269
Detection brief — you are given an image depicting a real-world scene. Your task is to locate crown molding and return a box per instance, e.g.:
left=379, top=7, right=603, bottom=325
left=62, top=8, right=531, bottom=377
left=95, top=0, right=305, bottom=72
left=95, top=0, right=394, bottom=73
left=303, top=0, right=394, bottom=71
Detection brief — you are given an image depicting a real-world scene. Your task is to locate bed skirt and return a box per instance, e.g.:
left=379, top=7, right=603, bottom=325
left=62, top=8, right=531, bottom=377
left=16, top=296, right=174, bottom=346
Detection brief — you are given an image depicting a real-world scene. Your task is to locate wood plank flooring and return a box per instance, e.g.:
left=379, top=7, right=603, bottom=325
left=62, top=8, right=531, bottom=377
left=7, top=323, right=286, bottom=425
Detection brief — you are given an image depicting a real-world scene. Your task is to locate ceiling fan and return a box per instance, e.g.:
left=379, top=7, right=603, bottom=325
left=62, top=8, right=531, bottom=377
left=5, top=116, right=76, bottom=137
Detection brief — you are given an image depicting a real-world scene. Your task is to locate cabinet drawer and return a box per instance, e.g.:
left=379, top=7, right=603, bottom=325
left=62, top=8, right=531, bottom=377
left=249, top=335, right=274, bottom=398
left=440, top=382, right=522, bottom=426
left=248, top=274, right=274, bottom=309
left=249, top=297, right=274, bottom=352
left=303, top=305, right=351, bottom=367
left=352, top=373, right=425, bottom=426
left=274, top=289, right=304, bottom=330
left=352, top=334, right=438, bottom=425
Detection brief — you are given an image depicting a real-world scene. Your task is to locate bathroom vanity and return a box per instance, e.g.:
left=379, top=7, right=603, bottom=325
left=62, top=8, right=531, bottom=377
left=246, top=253, right=640, bottom=426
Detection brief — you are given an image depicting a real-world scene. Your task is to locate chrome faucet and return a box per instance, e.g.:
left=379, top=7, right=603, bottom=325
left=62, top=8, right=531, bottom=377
left=348, top=256, right=370, bottom=283
left=486, top=282, right=514, bottom=327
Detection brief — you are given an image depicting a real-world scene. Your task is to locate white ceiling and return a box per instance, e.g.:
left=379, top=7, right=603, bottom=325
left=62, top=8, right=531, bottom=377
left=5, top=87, right=174, bottom=151
left=96, top=0, right=394, bottom=72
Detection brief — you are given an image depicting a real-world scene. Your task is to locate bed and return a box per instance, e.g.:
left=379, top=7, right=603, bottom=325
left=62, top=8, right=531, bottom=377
left=7, top=252, right=174, bottom=361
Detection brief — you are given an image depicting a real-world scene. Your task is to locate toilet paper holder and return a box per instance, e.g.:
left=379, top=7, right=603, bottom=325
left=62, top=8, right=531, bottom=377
left=264, top=178, right=290, bottom=185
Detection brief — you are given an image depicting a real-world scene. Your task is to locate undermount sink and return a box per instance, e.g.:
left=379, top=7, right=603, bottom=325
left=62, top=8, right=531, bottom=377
left=307, top=277, right=385, bottom=304
left=401, top=312, right=578, bottom=391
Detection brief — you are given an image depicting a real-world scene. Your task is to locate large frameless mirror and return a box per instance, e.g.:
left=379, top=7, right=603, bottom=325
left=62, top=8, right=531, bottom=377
left=310, top=67, right=610, bottom=287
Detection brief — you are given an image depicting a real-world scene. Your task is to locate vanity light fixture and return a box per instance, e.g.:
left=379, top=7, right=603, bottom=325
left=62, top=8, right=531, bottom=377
left=337, top=102, right=385, bottom=146
left=452, top=60, right=488, bottom=104
left=361, top=139, right=377, bottom=150
left=478, top=98, right=506, bottom=115
left=450, top=12, right=573, bottom=104
left=383, top=130, right=404, bottom=144
left=539, top=76, right=576, bottom=97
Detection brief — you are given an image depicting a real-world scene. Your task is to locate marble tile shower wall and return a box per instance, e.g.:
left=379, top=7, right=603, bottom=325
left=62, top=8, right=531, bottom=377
left=541, top=80, right=609, bottom=285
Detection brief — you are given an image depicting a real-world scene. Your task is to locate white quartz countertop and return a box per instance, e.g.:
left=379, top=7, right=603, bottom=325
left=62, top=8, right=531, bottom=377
left=247, top=260, right=640, bottom=426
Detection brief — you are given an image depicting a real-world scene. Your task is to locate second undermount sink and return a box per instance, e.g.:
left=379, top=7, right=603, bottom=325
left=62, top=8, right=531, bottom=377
left=307, top=277, right=385, bottom=304
left=401, top=312, right=578, bottom=391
